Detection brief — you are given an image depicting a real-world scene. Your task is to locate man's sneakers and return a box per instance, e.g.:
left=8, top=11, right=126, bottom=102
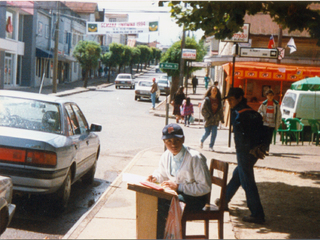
left=242, top=215, right=265, bottom=224
left=209, top=147, right=214, bottom=152
left=199, top=141, right=203, bottom=149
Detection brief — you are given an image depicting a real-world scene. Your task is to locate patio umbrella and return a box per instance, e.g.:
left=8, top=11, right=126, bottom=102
left=290, top=76, right=320, bottom=91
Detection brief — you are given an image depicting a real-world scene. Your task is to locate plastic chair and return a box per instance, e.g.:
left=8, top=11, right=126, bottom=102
left=181, top=159, right=229, bottom=239
left=286, top=118, right=304, bottom=145
left=308, top=119, right=320, bottom=146
left=277, top=118, right=291, bottom=145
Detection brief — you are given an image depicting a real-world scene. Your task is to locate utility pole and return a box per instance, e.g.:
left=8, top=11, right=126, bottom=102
left=179, top=27, right=186, bottom=87
left=52, top=1, right=60, bottom=93
left=277, top=25, right=282, bottom=64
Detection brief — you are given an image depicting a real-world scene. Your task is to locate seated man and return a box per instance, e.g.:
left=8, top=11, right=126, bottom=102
left=147, top=123, right=211, bottom=238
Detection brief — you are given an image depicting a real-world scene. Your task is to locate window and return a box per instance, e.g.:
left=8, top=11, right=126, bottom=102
left=72, top=104, right=89, bottom=135
left=38, top=21, right=43, bottom=36
left=74, top=62, right=77, bottom=73
left=65, top=104, right=80, bottom=135
left=45, top=25, right=49, bottom=38
left=65, top=31, right=68, bottom=43
left=6, top=11, right=14, bottom=39
left=73, top=33, right=77, bottom=45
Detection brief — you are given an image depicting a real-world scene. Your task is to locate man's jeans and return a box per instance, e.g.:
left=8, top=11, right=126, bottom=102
left=200, top=125, right=218, bottom=148
left=151, top=92, right=156, bottom=108
left=226, top=151, right=265, bottom=219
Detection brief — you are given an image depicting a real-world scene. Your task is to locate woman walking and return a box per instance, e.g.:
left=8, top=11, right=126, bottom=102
left=200, top=86, right=224, bottom=151
left=171, top=86, right=186, bottom=123
left=181, top=97, right=194, bottom=127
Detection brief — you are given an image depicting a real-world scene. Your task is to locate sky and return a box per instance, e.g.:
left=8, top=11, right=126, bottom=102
left=96, top=0, right=204, bottom=46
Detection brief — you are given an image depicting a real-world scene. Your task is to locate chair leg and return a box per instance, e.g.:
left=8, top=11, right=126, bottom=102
left=181, top=218, right=187, bottom=239
left=204, top=220, right=209, bottom=239
left=218, top=219, right=224, bottom=239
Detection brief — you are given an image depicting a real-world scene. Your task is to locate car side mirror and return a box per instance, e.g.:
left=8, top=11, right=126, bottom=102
left=89, top=123, right=102, bottom=132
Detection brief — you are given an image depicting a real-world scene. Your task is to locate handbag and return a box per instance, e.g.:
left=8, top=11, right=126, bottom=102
left=189, top=115, right=195, bottom=124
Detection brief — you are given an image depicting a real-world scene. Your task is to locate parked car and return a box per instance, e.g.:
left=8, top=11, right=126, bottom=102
left=156, top=79, right=171, bottom=95
left=0, top=176, right=15, bottom=235
left=0, top=90, right=102, bottom=211
left=135, top=79, right=160, bottom=101
left=115, top=73, right=135, bottom=89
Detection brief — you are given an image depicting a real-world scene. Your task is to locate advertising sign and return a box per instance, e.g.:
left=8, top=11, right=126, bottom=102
left=223, top=23, right=250, bottom=43
left=182, top=49, right=196, bottom=60
left=87, top=21, right=157, bottom=35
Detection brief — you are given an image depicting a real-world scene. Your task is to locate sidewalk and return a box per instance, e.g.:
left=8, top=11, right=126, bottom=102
left=6, top=67, right=320, bottom=239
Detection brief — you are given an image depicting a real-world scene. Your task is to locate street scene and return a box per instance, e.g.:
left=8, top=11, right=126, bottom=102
left=1, top=1, right=320, bottom=239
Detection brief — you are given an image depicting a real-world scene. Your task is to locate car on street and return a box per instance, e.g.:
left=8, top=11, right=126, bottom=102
left=115, top=73, right=135, bottom=89
left=135, top=79, right=160, bottom=101
left=156, top=79, right=171, bottom=95
left=0, top=176, right=15, bottom=235
left=0, top=90, right=102, bottom=211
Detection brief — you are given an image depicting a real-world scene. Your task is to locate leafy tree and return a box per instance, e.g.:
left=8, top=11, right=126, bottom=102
left=101, top=51, right=117, bottom=82
left=129, top=47, right=141, bottom=75
left=165, top=1, right=320, bottom=45
left=121, top=45, right=132, bottom=73
left=73, top=40, right=101, bottom=88
left=109, top=43, right=124, bottom=73
left=154, top=48, right=162, bottom=65
left=137, top=45, right=151, bottom=70
left=161, top=37, right=206, bottom=98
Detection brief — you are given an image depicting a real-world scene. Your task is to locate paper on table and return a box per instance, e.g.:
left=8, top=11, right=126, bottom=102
left=122, top=173, right=147, bottom=184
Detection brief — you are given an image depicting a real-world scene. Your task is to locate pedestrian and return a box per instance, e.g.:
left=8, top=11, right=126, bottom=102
left=181, top=97, right=194, bottom=127
left=257, top=89, right=282, bottom=152
left=147, top=123, right=211, bottom=239
left=150, top=78, right=158, bottom=110
left=222, top=87, right=267, bottom=224
left=192, top=75, right=198, bottom=94
left=171, top=86, right=186, bottom=123
left=204, top=74, right=210, bottom=90
left=200, top=86, right=224, bottom=151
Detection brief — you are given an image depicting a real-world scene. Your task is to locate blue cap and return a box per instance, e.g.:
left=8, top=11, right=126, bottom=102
left=161, top=123, right=184, bottom=140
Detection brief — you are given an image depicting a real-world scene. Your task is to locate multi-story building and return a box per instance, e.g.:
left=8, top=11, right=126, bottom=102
left=104, top=13, right=129, bottom=46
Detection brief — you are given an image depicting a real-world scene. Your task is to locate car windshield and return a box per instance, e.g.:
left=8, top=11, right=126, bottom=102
left=158, top=80, right=169, bottom=85
left=0, top=96, right=61, bottom=134
left=139, top=81, right=153, bottom=87
left=118, top=75, right=131, bottom=79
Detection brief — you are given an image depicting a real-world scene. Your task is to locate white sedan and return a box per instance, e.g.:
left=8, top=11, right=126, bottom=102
left=134, top=80, right=160, bottom=102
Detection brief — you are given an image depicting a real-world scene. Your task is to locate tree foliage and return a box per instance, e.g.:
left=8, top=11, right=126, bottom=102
left=73, top=40, right=101, bottom=87
left=167, top=1, right=320, bottom=45
left=160, top=37, right=206, bottom=96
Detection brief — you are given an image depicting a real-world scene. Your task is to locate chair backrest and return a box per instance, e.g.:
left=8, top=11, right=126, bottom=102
left=207, top=159, right=229, bottom=208
left=308, top=119, right=320, bottom=133
left=286, top=118, right=304, bottom=131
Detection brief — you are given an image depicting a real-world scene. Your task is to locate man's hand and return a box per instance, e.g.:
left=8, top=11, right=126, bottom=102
left=161, top=181, right=178, bottom=191
left=147, top=175, right=157, bottom=182
left=249, top=144, right=268, bottom=159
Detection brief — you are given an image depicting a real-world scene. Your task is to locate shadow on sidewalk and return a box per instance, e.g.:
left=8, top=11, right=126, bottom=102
left=230, top=181, right=320, bottom=239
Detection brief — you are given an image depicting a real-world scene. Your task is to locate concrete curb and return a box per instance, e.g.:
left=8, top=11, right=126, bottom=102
left=63, top=146, right=159, bottom=239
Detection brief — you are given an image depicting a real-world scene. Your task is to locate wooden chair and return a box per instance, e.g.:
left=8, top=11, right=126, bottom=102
left=181, top=159, right=229, bottom=239
left=308, top=119, right=320, bottom=146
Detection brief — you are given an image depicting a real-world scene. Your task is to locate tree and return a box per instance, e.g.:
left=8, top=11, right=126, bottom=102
left=161, top=37, right=206, bottom=98
left=129, top=47, right=141, bottom=75
left=109, top=43, right=124, bottom=73
left=153, top=48, right=162, bottom=65
left=101, top=51, right=117, bottom=82
left=121, top=45, right=132, bottom=73
left=137, top=45, right=152, bottom=70
left=166, top=1, right=320, bottom=45
left=73, top=40, right=101, bottom=88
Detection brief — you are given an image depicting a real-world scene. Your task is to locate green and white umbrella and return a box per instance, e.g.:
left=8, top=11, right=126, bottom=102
left=290, top=77, right=320, bottom=91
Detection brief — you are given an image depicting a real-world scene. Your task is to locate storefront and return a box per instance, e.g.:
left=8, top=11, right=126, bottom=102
left=222, top=61, right=320, bottom=110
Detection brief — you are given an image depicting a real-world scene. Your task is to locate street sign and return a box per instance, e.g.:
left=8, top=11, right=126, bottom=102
left=190, top=62, right=210, bottom=68
left=159, top=62, right=179, bottom=70
left=240, top=47, right=278, bottom=59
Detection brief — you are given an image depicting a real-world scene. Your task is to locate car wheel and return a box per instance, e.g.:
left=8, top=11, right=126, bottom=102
left=55, top=170, right=72, bottom=211
left=82, top=160, right=97, bottom=185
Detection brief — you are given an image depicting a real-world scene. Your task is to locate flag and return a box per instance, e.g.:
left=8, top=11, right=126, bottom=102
left=268, top=35, right=275, bottom=49
left=287, top=37, right=297, bottom=54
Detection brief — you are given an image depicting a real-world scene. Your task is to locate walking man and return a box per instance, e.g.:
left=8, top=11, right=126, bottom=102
left=223, top=88, right=267, bottom=224
left=150, top=78, right=158, bottom=110
left=192, top=75, right=198, bottom=94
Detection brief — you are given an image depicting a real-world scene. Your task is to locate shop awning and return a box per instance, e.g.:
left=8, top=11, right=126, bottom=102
left=223, top=61, right=320, bottom=83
